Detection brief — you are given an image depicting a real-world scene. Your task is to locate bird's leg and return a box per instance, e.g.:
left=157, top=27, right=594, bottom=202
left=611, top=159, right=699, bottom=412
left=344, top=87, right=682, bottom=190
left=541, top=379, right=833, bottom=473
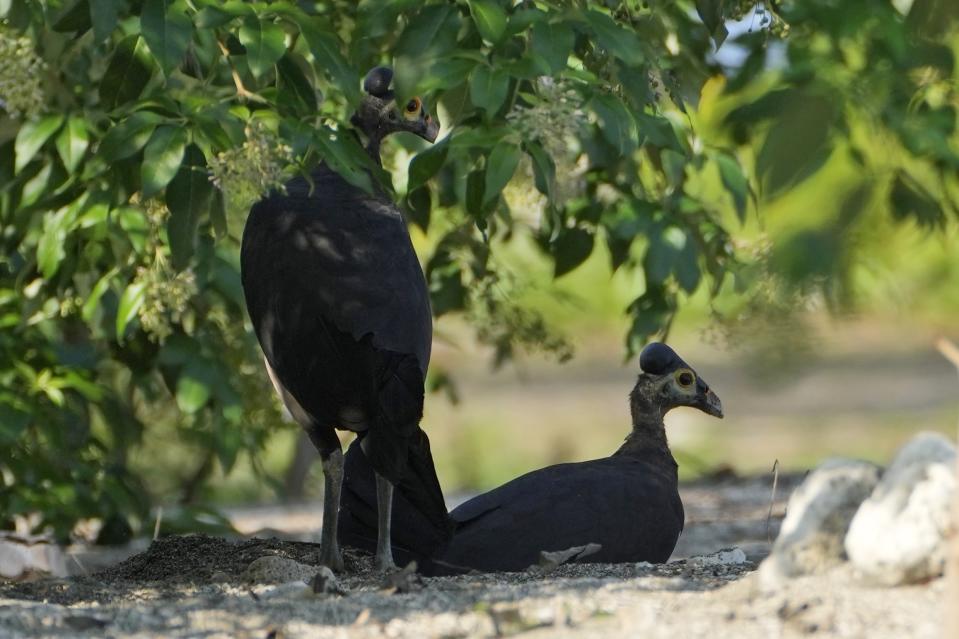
left=374, top=471, right=397, bottom=571
left=319, top=448, right=345, bottom=572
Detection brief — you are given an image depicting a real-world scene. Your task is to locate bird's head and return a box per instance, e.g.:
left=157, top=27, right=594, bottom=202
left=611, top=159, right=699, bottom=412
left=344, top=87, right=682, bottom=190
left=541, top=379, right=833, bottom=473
left=350, top=66, right=440, bottom=152
left=630, top=342, right=724, bottom=422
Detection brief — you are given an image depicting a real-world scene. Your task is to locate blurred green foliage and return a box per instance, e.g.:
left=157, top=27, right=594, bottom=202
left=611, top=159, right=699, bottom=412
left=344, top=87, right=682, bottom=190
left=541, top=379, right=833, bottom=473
left=0, top=0, right=956, bottom=540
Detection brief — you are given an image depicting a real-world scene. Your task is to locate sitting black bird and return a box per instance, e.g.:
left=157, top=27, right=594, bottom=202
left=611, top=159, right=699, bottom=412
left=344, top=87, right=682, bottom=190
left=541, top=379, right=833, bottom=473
left=338, top=342, right=723, bottom=574
left=240, top=66, right=447, bottom=571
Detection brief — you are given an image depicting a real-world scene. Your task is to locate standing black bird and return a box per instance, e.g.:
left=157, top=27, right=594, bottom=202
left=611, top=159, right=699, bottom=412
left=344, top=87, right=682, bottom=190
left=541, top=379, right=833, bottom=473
left=338, top=342, right=723, bottom=574
left=240, top=66, right=447, bottom=571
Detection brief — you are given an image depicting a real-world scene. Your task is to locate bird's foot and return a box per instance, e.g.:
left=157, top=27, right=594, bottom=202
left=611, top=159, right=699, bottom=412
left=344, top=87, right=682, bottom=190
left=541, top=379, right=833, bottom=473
left=374, top=553, right=396, bottom=572
left=318, top=544, right=345, bottom=573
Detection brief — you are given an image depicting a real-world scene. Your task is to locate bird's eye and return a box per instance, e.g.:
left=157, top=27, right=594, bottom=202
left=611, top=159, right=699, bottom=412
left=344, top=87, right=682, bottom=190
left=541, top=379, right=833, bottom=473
left=403, top=97, right=422, bottom=119
left=676, top=370, right=695, bottom=388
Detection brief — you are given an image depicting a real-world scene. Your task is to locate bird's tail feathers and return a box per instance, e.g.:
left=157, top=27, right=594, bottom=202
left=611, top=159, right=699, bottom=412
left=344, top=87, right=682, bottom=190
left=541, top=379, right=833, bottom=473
left=338, top=433, right=452, bottom=562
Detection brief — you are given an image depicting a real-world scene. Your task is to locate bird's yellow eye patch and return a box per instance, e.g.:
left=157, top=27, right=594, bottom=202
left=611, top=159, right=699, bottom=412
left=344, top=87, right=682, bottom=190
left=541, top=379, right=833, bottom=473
left=403, top=97, right=422, bottom=120
left=674, top=369, right=695, bottom=388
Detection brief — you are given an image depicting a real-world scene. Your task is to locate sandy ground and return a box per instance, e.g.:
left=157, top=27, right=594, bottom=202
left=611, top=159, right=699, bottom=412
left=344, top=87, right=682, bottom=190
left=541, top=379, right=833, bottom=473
left=0, top=472, right=947, bottom=639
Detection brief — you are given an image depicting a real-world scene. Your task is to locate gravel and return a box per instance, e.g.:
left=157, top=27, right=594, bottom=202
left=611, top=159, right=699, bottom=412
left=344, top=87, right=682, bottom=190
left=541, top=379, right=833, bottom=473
left=0, top=472, right=945, bottom=638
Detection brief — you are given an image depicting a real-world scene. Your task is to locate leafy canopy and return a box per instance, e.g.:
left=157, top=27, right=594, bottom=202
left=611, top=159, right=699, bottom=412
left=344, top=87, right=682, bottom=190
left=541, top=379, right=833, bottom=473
left=0, top=0, right=956, bottom=538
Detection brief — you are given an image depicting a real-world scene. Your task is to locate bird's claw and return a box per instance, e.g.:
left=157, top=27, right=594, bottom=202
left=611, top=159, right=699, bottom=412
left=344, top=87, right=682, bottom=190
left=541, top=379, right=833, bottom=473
left=318, top=546, right=345, bottom=573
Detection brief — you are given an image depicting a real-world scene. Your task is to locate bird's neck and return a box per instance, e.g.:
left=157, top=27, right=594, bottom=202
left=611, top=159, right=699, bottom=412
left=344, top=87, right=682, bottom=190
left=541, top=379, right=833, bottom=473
left=616, top=415, right=670, bottom=458
left=615, top=387, right=671, bottom=458
left=349, top=111, right=386, bottom=166
left=363, top=134, right=384, bottom=165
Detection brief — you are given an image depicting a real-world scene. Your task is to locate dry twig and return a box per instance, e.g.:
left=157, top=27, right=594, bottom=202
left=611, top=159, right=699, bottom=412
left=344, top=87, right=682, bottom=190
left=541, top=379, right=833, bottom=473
left=766, top=459, right=780, bottom=545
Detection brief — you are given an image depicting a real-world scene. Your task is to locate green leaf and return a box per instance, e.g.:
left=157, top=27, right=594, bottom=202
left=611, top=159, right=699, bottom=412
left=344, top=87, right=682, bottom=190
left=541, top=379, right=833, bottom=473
left=553, top=227, right=594, bottom=277
left=166, top=144, right=212, bottom=269
left=674, top=232, right=700, bottom=293
left=408, top=137, right=450, bottom=192
left=239, top=16, right=287, bottom=79
left=715, top=153, right=749, bottom=223
left=644, top=227, right=698, bottom=291
left=406, top=186, right=431, bottom=232
left=314, top=129, right=376, bottom=193
left=483, top=140, right=520, bottom=204
left=465, top=169, right=485, bottom=219
left=508, top=7, right=546, bottom=33
left=116, top=280, right=146, bottom=341
left=100, top=35, right=154, bottom=110
left=141, top=0, right=193, bottom=76
left=695, top=0, right=729, bottom=47
left=276, top=53, right=317, bottom=115
left=81, top=268, right=118, bottom=322
left=407, top=57, right=477, bottom=96
left=428, top=263, right=466, bottom=317
left=55, top=116, right=89, bottom=173
left=295, top=19, right=360, bottom=104
left=98, top=112, right=163, bottom=161
left=15, top=115, right=64, bottom=174
left=627, top=288, right=671, bottom=354
left=756, top=94, right=833, bottom=197
left=210, top=188, right=227, bottom=238
left=395, top=5, right=461, bottom=58
left=890, top=173, right=944, bottom=228
left=90, top=0, right=121, bottom=41
left=37, top=207, right=71, bottom=279
left=194, top=6, right=235, bottom=28
left=176, top=360, right=213, bottom=413
left=141, top=126, right=187, bottom=198
left=20, top=163, right=52, bottom=207
left=531, top=20, right=574, bottom=73
left=470, top=65, right=510, bottom=114
left=525, top=141, right=554, bottom=200
left=53, top=0, right=91, bottom=33
left=635, top=113, right=682, bottom=151
left=469, top=0, right=507, bottom=44
left=591, top=94, right=637, bottom=155
left=582, top=10, right=644, bottom=66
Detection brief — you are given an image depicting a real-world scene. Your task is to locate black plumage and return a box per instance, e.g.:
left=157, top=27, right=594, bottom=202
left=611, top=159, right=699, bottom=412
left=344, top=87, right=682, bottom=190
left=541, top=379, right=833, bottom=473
left=240, top=67, right=446, bottom=570
left=338, top=342, right=723, bottom=574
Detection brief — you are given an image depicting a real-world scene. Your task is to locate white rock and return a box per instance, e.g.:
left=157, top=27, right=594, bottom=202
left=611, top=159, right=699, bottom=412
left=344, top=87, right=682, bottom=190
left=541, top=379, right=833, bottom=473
left=251, top=580, right=314, bottom=600
left=688, top=547, right=747, bottom=568
left=759, top=458, right=880, bottom=590
left=845, top=432, right=957, bottom=585
left=0, top=540, right=67, bottom=579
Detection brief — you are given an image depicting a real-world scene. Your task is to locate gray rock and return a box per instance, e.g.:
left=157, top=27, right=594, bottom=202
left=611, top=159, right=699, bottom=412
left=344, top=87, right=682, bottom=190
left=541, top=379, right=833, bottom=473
left=242, top=555, right=316, bottom=585
left=759, top=459, right=880, bottom=590
left=845, top=432, right=956, bottom=585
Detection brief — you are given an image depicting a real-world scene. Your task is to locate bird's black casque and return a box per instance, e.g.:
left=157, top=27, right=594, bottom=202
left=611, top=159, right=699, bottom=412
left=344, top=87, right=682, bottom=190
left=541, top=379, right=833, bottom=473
left=240, top=67, right=449, bottom=571
left=338, top=342, right=723, bottom=573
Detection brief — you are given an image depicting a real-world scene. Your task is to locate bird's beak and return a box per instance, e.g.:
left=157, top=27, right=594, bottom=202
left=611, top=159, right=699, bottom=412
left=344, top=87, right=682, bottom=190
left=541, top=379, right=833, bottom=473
left=697, top=388, right=724, bottom=419
left=422, top=114, right=440, bottom=143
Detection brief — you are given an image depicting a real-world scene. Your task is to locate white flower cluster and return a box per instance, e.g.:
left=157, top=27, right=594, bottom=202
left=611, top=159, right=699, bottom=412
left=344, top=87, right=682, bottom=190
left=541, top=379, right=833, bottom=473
left=506, top=77, right=585, bottom=163
left=135, top=197, right=198, bottom=342
left=0, top=28, right=45, bottom=120
left=208, top=120, right=293, bottom=213
left=506, top=78, right=588, bottom=203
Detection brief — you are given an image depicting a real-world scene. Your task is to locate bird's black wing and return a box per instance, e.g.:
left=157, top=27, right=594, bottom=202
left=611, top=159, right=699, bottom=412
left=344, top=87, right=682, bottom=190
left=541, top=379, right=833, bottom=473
left=433, top=457, right=683, bottom=574
left=241, top=165, right=432, bottom=380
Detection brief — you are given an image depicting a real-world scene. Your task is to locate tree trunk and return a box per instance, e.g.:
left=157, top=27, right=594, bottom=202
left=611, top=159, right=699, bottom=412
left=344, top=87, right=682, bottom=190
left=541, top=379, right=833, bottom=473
left=283, top=430, right=318, bottom=500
